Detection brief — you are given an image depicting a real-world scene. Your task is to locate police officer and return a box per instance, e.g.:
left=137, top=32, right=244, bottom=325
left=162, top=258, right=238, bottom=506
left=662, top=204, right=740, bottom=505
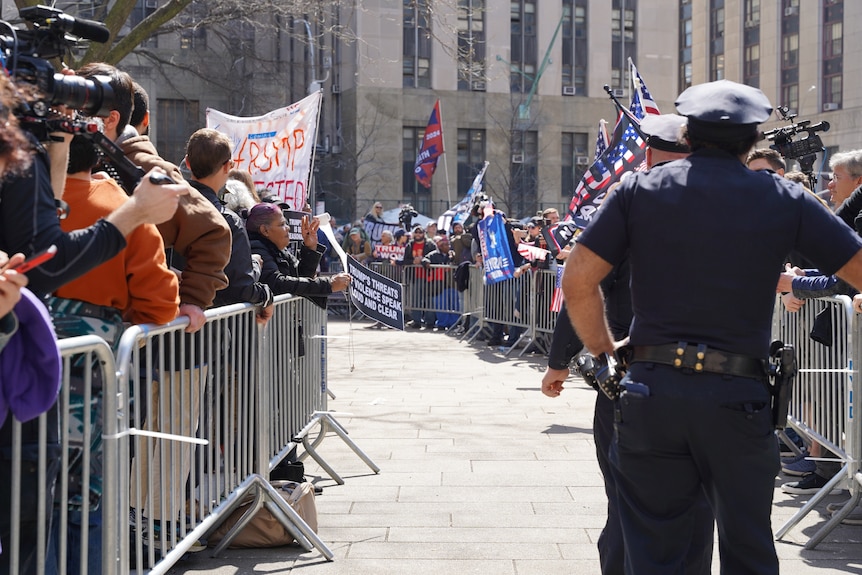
left=562, top=80, right=862, bottom=574
left=543, top=114, right=713, bottom=575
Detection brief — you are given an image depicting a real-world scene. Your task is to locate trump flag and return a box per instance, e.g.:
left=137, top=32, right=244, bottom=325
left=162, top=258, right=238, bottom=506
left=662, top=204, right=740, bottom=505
left=414, top=100, right=445, bottom=188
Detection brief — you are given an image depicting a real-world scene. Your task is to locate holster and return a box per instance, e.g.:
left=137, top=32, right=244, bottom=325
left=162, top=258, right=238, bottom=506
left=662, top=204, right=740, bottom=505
left=769, top=341, right=797, bottom=430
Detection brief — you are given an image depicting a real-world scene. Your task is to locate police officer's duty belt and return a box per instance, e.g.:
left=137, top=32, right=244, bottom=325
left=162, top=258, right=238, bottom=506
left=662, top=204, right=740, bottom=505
left=631, top=343, right=767, bottom=380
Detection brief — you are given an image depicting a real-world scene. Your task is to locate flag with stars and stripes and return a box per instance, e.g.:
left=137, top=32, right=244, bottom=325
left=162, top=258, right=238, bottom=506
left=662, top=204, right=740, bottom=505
left=629, top=58, right=661, bottom=117
left=566, top=108, right=646, bottom=229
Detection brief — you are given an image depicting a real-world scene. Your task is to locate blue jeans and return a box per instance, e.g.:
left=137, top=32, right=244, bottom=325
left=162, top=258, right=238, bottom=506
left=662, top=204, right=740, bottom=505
left=46, top=507, right=101, bottom=575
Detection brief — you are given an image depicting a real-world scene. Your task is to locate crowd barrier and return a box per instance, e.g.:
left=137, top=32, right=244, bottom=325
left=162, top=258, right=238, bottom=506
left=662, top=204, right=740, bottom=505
left=1, top=294, right=379, bottom=575
left=772, top=295, right=862, bottom=549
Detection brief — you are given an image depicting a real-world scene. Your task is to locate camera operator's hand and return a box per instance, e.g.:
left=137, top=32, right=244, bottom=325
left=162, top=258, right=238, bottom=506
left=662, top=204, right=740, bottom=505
left=541, top=367, right=568, bottom=397
left=105, top=167, right=188, bottom=236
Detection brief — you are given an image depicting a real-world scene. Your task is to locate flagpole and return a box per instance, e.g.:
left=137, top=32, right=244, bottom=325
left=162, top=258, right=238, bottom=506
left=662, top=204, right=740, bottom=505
left=603, top=85, right=646, bottom=139
left=307, top=89, right=324, bottom=211
left=438, top=99, right=452, bottom=206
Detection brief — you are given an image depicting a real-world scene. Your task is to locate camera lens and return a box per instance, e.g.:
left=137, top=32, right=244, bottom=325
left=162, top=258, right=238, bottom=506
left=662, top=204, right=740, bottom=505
left=49, top=73, right=114, bottom=117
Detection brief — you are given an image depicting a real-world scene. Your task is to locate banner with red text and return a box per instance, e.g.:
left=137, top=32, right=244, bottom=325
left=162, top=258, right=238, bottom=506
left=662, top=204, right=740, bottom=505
left=206, top=91, right=322, bottom=211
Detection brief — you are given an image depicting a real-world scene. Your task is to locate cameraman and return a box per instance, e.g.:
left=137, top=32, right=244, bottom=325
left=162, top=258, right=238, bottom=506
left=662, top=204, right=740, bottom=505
left=398, top=204, right=418, bottom=231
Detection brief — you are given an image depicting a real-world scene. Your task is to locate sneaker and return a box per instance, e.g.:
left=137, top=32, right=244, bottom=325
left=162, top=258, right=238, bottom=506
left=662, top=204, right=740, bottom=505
left=782, top=457, right=817, bottom=476
left=782, top=473, right=843, bottom=496
left=781, top=452, right=808, bottom=465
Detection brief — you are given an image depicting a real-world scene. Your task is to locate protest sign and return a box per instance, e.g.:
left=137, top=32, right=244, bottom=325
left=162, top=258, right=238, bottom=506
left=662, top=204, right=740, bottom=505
left=347, top=256, right=405, bottom=330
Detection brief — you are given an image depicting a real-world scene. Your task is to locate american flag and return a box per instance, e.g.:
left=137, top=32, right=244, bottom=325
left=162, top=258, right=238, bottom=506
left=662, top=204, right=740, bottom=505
left=567, top=109, right=646, bottom=228
left=550, top=264, right=565, bottom=312
left=594, top=119, right=610, bottom=161
left=629, top=58, right=661, bottom=117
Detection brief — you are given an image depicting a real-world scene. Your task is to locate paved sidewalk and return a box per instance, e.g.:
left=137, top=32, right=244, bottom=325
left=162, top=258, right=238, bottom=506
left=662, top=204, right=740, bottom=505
left=170, top=317, right=862, bottom=574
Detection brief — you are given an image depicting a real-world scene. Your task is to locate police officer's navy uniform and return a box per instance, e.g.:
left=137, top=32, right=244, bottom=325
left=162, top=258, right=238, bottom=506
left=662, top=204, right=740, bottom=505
left=575, top=80, right=862, bottom=574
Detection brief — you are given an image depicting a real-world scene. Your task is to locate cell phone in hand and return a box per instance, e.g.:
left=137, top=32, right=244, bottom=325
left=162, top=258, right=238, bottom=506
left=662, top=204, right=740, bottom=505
left=148, top=172, right=176, bottom=185
left=11, top=245, right=57, bottom=274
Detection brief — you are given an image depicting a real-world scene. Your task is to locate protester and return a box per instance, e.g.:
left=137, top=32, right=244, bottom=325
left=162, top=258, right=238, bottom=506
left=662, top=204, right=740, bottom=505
left=246, top=203, right=351, bottom=304
left=563, top=79, right=862, bottom=574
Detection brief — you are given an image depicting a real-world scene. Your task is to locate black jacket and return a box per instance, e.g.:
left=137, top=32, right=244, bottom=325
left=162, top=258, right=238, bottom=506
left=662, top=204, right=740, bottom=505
left=0, top=138, right=126, bottom=297
left=247, top=231, right=332, bottom=309
left=191, top=181, right=272, bottom=309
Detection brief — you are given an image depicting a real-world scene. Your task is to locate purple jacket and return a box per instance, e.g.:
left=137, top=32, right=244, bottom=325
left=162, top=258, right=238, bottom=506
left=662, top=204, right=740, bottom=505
left=0, top=288, right=61, bottom=427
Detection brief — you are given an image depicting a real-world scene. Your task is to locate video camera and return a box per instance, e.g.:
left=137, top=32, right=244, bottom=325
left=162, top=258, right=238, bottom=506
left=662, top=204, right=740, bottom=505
left=398, top=204, right=418, bottom=230
left=762, top=106, right=829, bottom=189
left=1, top=5, right=114, bottom=140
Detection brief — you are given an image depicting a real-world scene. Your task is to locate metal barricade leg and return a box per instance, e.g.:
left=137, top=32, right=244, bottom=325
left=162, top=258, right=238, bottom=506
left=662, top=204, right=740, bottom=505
left=294, top=412, right=380, bottom=486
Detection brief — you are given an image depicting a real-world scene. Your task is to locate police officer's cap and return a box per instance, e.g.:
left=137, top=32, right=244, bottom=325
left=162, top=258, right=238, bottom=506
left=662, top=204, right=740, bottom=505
left=640, top=114, right=690, bottom=154
left=675, top=80, right=773, bottom=143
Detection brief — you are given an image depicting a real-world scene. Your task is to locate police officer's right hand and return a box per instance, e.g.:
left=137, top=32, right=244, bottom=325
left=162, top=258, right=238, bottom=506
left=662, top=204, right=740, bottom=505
left=541, top=367, right=568, bottom=397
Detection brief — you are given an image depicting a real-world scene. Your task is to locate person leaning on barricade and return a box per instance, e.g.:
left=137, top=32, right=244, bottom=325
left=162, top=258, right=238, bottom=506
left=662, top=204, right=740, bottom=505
left=246, top=203, right=351, bottom=306
left=563, top=79, right=862, bottom=574
left=45, top=129, right=181, bottom=575
left=77, top=62, right=231, bottom=334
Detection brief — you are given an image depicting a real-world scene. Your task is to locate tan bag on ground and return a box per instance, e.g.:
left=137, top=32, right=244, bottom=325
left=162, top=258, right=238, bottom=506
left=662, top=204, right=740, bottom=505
left=207, top=481, right=318, bottom=548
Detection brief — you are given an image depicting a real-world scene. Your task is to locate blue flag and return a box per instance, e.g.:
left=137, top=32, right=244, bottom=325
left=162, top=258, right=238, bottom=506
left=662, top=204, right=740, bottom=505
left=476, top=212, right=515, bottom=285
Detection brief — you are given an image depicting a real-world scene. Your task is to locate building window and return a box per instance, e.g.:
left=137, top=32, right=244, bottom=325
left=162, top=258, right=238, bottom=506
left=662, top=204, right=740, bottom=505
left=132, top=0, right=159, bottom=47
left=743, top=0, right=760, bottom=25
left=510, top=1, right=537, bottom=94
left=743, top=44, right=759, bottom=87
left=782, top=34, right=798, bottom=68
left=457, top=129, right=486, bottom=196
left=562, top=132, right=589, bottom=198
left=403, top=0, right=432, bottom=89
left=824, top=21, right=842, bottom=59
left=156, top=98, right=199, bottom=163
left=679, top=1, right=692, bottom=93
left=708, top=0, right=724, bottom=81
left=611, top=0, right=637, bottom=92
left=824, top=75, right=842, bottom=109
left=781, top=83, right=798, bottom=113
left=510, top=130, right=538, bottom=217
left=457, top=0, right=486, bottom=91
left=561, top=0, right=588, bottom=95
left=403, top=127, right=431, bottom=213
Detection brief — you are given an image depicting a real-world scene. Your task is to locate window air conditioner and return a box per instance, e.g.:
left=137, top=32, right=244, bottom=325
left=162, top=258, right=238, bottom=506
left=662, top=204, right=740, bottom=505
left=472, top=81, right=486, bottom=91
left=612, top=88, right=626, bottom=97
left=823, top=102, right=839, bottom=111
left=562, top=86, right=577, bottom=96
left=331, top=84, right=341, bottom=94
left=784, top=6, right=798, bottom=17
left=511, top=153, right=524, bottom=164
left=576, top=155, right=589, bottom=165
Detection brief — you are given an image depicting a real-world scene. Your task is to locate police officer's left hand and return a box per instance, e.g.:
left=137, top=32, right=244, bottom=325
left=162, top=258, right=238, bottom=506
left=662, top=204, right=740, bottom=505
left=541, top=367, right=568, bottom=397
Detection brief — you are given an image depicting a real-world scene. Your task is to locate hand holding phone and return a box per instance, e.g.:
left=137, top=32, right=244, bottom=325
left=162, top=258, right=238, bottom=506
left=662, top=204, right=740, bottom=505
left=11, top=245, right=57, bottom=274
left=148, top=172, right=176, bottom=185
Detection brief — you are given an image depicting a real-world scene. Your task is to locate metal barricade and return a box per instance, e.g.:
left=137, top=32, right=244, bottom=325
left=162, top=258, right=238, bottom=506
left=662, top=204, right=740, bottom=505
left=772, top=295, right=862, bottom=548
left=0, top=335, right=118, bottom=575
left=368, top=261, right=404, bottom=283
left=401, top=265, right=461, bottom=328
left=472, top=270, right=534, bottom=355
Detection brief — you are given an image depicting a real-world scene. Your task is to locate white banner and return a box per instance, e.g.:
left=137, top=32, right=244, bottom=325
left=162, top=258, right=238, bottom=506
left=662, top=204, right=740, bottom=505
left=206, top=91, right=323, bottom=211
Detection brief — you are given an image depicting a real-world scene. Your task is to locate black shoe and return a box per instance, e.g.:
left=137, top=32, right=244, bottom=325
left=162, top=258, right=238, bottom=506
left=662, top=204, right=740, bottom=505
left=486, top=338, right=502, bottom=346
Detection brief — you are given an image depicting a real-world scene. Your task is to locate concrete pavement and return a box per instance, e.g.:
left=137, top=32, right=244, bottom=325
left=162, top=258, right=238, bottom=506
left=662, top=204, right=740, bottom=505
left=169, top=316, right=862, bottom=574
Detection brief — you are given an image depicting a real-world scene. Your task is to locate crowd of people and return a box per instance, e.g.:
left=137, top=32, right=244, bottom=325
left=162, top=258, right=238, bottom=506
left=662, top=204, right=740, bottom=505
left=0, top=62, right=351, bottom=574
